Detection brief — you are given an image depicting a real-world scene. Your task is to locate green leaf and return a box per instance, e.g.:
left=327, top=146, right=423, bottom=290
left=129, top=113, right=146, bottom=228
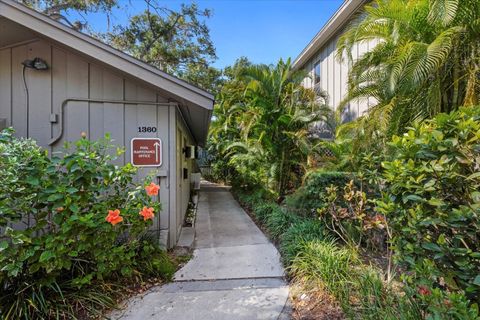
left=26, top=177, right=40, bottom=186
left=403, top=194, right=424, bottom=203
left=473, top=275, right=480, bottom=286
left=437, top=234, right=446, bottom=245
left=467, top=172, right=480, bottom=180
left=431, top=130, right=444, bottom=141
left=428, top=198, right=445, bottom=206
left=47, top=194, right=63, bottom=202
left=422, top=242, right=442, bottom=252
left=69, top=203, right=80, bottom=213
left=68, top=251, right=78, bottom=257
left=472, top=192, right=480, bottom=203
left=0, top=240, right=8, bottom=252
left=66, top=187, right=78, bottom=194
left=39, top=251, right=56, bottom=262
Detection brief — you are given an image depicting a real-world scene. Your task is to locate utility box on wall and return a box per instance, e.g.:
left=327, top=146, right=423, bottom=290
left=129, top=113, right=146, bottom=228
left=0, top=0, right=214, bottom=248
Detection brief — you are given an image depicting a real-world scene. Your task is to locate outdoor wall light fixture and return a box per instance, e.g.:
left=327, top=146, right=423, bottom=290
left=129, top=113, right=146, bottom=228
left=22, top=57, right=49, bottom=70
left=21, top=57, right=49, bottom=138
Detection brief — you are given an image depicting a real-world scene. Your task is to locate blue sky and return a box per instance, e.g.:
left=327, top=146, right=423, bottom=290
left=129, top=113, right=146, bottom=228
left=71, top=0, right=343, bottom=69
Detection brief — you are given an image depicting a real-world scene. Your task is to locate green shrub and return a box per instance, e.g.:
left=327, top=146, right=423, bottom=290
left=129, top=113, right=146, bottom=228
left=234, top=188, right=269, bottom=210
left=377, top=107, right=480, bottom=303
left=252, top=201, right=278, bottom=224
left=317, top=180, right=387, bottom=250
left=0, top=129, right=172, bottom=319
left=280, top=219, right=326, bottom=263
left=285, top=171, right=353, bottom=215
left=264, top=206, right=300, bottom=240
left=402, top=284, right=480, bottom=320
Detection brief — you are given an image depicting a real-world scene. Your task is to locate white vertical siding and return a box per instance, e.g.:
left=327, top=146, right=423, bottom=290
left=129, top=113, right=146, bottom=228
left=301, top=29, right=377, bottom=122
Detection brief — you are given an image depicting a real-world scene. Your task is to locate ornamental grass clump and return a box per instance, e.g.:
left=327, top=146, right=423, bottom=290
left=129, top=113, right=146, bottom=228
left=280, top=220, right=326, bottom=263
left=0, top=129, right=173, bottom=319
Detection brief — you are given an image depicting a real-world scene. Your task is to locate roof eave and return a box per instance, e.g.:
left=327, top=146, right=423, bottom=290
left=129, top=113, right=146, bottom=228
left=0, top=0, right=214, bottom=110
left=292, top=0, right=368, bottom=71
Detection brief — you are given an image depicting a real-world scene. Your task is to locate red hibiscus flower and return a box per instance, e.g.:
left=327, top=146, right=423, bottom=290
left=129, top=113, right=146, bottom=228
left=139, top=206, right=155, bottom=221
left=106, top=209, right=123, bottom=225
left=145, top=182, right=160, bottom=196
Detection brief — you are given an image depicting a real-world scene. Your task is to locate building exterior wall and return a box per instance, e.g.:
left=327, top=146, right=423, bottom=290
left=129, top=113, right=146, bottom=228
left=0, top=37, right=193, bottom=248
left=300, top=29, right=377, bottom=121
left=175, top=110, right=195, bottom=238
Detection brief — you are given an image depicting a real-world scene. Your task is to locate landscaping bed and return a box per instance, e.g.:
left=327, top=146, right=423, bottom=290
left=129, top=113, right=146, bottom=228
left=231, top=105, right=480, bottom=318
left=0, top=130, right=181, bottom=319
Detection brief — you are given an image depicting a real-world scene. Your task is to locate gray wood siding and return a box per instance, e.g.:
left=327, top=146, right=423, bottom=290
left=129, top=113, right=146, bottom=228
left=175, top=111, right=195, bottom=236
left=0, top=38, right=183, bottom=242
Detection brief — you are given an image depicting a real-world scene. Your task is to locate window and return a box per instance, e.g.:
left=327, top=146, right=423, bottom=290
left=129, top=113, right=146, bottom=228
left=314, top=62, right=321, bottom=85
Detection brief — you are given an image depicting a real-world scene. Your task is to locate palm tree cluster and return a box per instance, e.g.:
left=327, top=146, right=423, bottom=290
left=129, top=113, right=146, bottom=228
left=208, top=58, right=326, bottom=197
left=336, top=0, right=480, bottom=151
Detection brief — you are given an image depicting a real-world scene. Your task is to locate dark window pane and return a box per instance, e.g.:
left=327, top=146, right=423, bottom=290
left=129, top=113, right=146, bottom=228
left=314, top=62, right=321, bottom=84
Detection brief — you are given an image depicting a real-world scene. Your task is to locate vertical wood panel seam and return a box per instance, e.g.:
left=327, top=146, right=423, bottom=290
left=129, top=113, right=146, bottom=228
left=26, top=45, right=29, bottom=138
left=50, top=45, right=53, bottom=154
left=10, top=48, right=12, bottom=127
left=123, top=78, right=126, bottom=165
left=156, top=92, right=160, bottom=231
left=87, top=63, right=91, bottom=139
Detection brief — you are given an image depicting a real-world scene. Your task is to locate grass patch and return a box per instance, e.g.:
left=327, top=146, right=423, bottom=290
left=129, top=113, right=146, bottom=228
left=289, top=239, right=359, bottom=291
left=289, top=239, right=420, bottom=319
left=252, top=201, right=278, bottom=224
left=264, top=206, right=300, bottom=240
left=280, top=219, right=327, bottom=263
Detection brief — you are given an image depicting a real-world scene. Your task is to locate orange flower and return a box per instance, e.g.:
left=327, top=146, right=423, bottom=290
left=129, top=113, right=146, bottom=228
left=139, top=206, right=155, bottom=221
left=145, top=182, right=160, bottom=196
left=106, top=209, right=123, bottom=225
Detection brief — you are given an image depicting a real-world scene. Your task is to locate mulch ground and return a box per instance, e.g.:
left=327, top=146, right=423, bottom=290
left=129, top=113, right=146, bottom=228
left=289, top=280, right=345, bottom=320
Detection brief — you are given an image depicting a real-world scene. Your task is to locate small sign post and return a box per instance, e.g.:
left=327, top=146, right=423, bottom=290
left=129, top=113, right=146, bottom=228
left=131, top=138, right=162, bottom=167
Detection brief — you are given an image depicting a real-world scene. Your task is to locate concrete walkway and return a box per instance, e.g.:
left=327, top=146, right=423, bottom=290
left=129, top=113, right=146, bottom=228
left=110, top=183, right=289, bottom=320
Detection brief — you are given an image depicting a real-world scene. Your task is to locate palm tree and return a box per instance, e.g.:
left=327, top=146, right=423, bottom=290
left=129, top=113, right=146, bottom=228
left=336, top=0, right=480, bottom=148
left=209, top=58, right=326, bottom=196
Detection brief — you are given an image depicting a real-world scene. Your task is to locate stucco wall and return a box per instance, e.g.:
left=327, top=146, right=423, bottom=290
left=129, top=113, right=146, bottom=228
left=0, top=38, right=192, bottom=248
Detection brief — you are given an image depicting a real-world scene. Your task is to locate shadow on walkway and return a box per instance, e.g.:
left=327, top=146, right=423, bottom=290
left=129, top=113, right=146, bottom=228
left=110, top=181, right=289, bottom=320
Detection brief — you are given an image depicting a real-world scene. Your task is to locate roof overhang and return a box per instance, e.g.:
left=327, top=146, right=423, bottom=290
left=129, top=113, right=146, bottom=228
left=0, top=0, right=214, bottom=145
left=292, top=0, right=368, bottom=71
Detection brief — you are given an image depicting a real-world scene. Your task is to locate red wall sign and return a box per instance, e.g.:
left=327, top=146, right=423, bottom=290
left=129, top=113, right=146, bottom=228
left=131, top=138, right=162, bottom=167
